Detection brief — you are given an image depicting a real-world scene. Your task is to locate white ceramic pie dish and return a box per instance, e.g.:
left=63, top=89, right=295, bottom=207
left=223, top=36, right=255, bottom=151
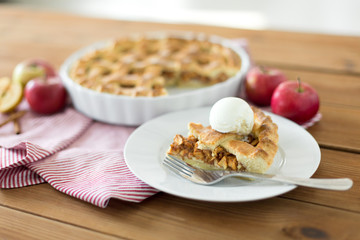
left=59, top=32, right=250, bottom=126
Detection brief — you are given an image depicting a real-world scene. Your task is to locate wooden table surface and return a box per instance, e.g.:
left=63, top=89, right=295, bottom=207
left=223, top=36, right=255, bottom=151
left=1, top=6, right=360, bottom=240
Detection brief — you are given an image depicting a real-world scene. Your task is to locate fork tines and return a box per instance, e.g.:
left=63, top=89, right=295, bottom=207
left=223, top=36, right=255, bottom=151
left=163, top=154, right=194, bottom=178
left=163, top=154, right=223, bottom=184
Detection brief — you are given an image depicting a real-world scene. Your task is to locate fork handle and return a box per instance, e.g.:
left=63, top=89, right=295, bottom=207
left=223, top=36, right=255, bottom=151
left=263, top=175, right=353, bottom=191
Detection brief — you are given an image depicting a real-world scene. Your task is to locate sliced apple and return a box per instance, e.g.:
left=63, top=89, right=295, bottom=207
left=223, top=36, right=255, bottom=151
left=0, top=77, right=23, bottom=113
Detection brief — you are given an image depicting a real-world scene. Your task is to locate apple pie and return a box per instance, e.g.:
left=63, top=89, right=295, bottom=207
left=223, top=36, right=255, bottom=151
left=167, top=107, right=278, bottom=173
left=69, top=36, right=241, bottom=97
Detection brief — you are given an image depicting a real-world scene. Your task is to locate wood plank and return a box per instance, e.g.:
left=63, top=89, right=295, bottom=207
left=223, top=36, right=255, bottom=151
left=309, top=104, right=360, bottom=152
left=250, top=31, right=360, bottom=75
left=0, top=205, right=120, bottom=240
left=0, top=6, right=360, bottom=76
left=0, top=185, right=359, bottom=240
left=283, top=148, right=360, bottom=212
left=278, top=68, right=360, bottom=108
left=268, top=68, right=360, bottom=152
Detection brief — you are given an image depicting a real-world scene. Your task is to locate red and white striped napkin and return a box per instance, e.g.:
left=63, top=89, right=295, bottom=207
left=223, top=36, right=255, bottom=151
left=0, top=102, right=159, bottom=208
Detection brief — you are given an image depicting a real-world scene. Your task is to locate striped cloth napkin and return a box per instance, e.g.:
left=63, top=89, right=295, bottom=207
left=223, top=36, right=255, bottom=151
left=0, top=103, right=159, bottom=208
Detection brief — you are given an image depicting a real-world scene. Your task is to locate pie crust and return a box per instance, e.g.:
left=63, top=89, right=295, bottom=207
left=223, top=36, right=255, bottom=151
left=167, top=107, right=279, bottom=173
left=69, top=37, right=241, bottom=97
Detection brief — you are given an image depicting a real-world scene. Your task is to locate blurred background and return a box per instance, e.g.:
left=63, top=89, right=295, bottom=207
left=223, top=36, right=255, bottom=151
left=1, top=0, right=360, bottom=36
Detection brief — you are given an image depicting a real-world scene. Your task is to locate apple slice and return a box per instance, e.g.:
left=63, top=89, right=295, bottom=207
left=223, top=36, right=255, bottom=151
left=0, top=77, right=23, bottom=113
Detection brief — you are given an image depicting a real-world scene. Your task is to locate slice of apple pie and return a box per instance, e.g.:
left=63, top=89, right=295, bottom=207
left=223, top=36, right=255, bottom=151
left=167, top=107, right=278, bottom=173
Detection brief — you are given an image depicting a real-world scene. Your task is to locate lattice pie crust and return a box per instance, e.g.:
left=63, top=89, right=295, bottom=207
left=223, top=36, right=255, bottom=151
left=70, top=37, right=241, bottom=97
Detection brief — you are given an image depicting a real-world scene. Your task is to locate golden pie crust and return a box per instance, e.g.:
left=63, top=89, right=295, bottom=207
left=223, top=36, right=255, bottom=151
left=167, top=107, right=279, bottom=173
left=69, top=37, right=241, bottom=97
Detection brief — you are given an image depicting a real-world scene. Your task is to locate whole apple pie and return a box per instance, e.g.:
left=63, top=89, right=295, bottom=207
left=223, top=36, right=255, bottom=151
left=167, top=107, right=279, bottom=173
left=69, top=37, right=241, bottom=97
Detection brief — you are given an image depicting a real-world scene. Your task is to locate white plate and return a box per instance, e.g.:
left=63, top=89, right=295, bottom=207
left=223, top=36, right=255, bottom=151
left=124, top=107, right=321, bottom=202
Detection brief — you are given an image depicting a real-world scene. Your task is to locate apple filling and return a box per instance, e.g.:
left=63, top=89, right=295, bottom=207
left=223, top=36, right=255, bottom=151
left=168, top=134, right=259, bottom=171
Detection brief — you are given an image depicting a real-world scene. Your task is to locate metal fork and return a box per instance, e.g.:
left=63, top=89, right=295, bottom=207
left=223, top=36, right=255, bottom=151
left=163, top=154, right=353, bottom=190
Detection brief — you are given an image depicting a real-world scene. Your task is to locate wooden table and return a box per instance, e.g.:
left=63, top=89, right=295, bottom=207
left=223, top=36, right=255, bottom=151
left=1, top=6, right=360, bottom=240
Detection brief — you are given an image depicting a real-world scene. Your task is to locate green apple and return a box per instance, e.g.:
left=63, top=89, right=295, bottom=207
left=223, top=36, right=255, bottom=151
left=12, top=59, right=56, bottom=87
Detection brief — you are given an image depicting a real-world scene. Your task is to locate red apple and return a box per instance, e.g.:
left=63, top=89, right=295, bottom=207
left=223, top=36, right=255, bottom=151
left=271, top=79, right=320, bottom=124
left=13, top=59, right=57, bottom=87
left=245, top=66, right=287, bottom=106
left=25, top=76, right=67, bottom=114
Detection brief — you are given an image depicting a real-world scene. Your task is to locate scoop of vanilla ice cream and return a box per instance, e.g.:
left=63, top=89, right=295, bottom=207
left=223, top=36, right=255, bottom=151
left=209, top=97, right=254, bottom=135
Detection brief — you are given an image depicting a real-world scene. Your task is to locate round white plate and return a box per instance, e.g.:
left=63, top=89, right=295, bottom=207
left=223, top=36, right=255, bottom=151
left=124, top=107, right=321, bottom=202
